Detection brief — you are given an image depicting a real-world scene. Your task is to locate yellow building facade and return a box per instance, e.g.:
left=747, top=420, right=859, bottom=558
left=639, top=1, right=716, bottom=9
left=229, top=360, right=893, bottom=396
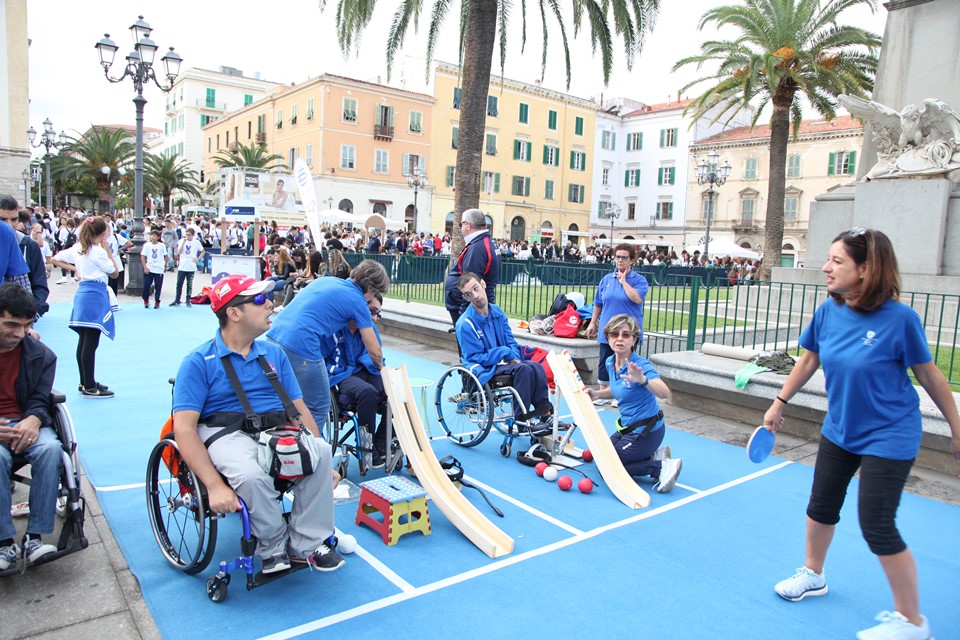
left=202, top=74, right=434, bottom=228
left=430, top=62, right=596, bottom=243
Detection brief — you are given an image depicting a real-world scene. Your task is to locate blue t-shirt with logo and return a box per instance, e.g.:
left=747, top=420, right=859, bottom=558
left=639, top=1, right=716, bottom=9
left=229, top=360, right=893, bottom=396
left=605, top=352, right=664, bottom=432
left=800, top=298, right=931, bottom=459
left=593, top=269, right=648, bottom=345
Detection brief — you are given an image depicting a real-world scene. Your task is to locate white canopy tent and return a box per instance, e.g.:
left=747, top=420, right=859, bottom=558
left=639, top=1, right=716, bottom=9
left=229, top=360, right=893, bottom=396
left=687, top=237, right=761, bottom=260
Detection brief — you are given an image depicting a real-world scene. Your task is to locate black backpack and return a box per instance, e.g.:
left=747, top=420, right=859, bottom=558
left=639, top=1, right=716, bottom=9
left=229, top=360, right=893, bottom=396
left=548, top=293, right=574, bottom=317
left=63, top=229, right=76, bottom=250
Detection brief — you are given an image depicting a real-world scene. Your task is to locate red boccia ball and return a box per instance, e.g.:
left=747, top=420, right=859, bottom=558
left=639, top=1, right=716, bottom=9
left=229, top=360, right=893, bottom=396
left=578, top=478, right=594, bottom=494
left=558, top=475, right=573, bottom=491
left=535, top=462, right=548, bottom=477
left=582, top=449, right=594, bottom=463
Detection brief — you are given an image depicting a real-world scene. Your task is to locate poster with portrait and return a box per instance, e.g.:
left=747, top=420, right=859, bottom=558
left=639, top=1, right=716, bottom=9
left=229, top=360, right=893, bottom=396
left=219, top=167, right=307, bottom=232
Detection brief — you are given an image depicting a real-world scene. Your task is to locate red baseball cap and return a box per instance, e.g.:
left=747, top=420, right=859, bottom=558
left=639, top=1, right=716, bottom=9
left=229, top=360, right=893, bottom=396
left=210, top=274, right=272, bottom=313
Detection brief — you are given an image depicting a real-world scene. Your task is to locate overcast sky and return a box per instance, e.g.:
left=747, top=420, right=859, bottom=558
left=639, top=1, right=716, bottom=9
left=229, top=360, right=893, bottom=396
left=27, top=0, right=887, bottom=145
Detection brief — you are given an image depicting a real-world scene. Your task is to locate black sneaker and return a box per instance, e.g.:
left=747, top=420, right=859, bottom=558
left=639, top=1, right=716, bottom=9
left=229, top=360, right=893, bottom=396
left=169, top=301, right=181, bottom=307
left=292, top=544, right=344, bottom=572
left=81, top=387, right=115, bottom=399
left=371, top=443, right=386, bottom=469
left=261, top=553, right=291, bottom=574
left=78, top=382, right=110, bottom=393
left=185, top=301, right=192, bottom=307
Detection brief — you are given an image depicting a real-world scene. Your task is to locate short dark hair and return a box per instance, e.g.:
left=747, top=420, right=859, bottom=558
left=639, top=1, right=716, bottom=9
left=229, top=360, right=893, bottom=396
left=457, top=271, right=481, bottom=290
left=0, top=282, right=37, bottom=320
left=0, top=195, right=18, bottom=211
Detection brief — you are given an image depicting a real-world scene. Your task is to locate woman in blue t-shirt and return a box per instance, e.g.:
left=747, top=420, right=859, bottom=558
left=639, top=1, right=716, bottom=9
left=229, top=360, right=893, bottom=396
left=586, top=314, right=682, bottom=493
left=764, top=228, right=960, bottom=640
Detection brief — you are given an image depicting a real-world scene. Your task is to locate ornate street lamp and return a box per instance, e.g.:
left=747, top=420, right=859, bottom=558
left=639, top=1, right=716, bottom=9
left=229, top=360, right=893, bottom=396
left=601, top=202, right=621, bottom=245
left=26, top=118, right=67, bottom=210
left=95, top=16, right=182, bottom=294
left=406, top=168, right=427, bottom=232
left=695, top=149, right=732, bottom=260
left=21, top=169, right=31, bottom=207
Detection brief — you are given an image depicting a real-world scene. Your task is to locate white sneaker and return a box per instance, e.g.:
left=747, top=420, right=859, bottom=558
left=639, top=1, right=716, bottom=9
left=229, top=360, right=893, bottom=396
left=652, top=445, right=672, bottom=462
left=774, top=566, right=828, bottom=601
left=56, top=277, right=68, bottom=284
left=0, top=543, right=19, bottom=570
left=856, top=611, right=931, bottom=640
left=656, top=458, right=682, bottom=493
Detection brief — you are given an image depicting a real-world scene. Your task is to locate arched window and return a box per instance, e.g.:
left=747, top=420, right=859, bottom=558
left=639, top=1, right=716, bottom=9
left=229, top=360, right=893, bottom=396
left=510, top=216, right=526, bottom=241
left=373, top=202, right=386, bottom=215
left=445, top=211, right=456, bottom=235
left=568, top=223, right=579, bottom=232
left=338, top=198, right=353, bottom=213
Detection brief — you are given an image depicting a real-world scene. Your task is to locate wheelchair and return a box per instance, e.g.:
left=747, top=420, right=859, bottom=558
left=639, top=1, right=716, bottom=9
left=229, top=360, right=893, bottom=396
left=146, top=379, right=337, bottom=602
left=326, top=387, right=404, bottom=481
left=2, top=390, right=88, bottom=577
left=434, top=365, right=569, bottom=458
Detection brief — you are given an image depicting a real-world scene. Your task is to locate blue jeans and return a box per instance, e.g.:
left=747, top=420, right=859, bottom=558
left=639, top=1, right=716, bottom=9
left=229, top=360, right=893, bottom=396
left=269, top=339, right=330, bottom=435
left=0, top=423, right=62, bottom=539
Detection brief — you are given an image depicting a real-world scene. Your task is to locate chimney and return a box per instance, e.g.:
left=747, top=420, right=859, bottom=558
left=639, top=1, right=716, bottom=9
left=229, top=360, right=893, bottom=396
left=677, top=90, right=681, bottom=102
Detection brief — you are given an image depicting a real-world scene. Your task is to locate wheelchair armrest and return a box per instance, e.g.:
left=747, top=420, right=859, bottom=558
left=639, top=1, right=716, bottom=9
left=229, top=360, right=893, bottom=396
left=50, top=389, right=67, bottom=405
left=490, top=374, right=514, bottom=389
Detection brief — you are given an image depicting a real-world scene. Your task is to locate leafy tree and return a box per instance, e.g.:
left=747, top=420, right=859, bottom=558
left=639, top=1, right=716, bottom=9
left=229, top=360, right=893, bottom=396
left=325, top=0, right=659, bottom=253
left=212, top=142, right=286, bottom=170
left=144, top=153, right=203, bottom=211
left=675, top=0, right=879, bottom=279
left=55, top=127, right=135, bottom=210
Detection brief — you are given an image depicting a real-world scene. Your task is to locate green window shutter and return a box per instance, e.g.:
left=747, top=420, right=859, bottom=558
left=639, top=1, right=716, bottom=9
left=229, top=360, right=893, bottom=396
left=206, top=88, right=216, bottom=108
left=402, top=153, right=410, bottom=176
left=672, top=128, right=679, bottom=146
left=524, top=177, right=530, bottom=197
left=611, top=132, right=616, bottom=149
left=670, top=169, right=675, bottom=185
left=581, top=152, right=586, bottom=170
left=553, top=148, right=560, bottom=167
left=657, top=167, right=664, bottom=185
left=659, top=129, right=665, bottom=147
left=575, top=116, right=583, bottom=135
left=494, top=173, right=500, bottom=193
left=388, top=107, right=395, bottom=127
left=452, top=127, right=459, bottom=149
left=446, top=166, right=454, bottom=187
left=624, top=170, right=630, bottom=187
left=668, top=202, right=674, bottom=218
left=514, top=140, right=521, bottom=160
left=548, top=110, right=557, bottom=129
left=828, top=152, right=836, bottom=176
left=848, top=151, right=857, bottom=174
left=519, top=103, right=528, bottom=123
left=244, top=94, right=253, bottom=106
left=570, top=151, right=575, bottom=169
left=525, top=141, right=532, bottom=162
left=543, top=145, right=549, bottom=164
left=638, top=132, right=643, bottom=150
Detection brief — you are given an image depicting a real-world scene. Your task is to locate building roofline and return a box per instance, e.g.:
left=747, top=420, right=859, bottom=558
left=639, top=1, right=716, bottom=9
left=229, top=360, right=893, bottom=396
left=435, top=60, right=598, bottom=110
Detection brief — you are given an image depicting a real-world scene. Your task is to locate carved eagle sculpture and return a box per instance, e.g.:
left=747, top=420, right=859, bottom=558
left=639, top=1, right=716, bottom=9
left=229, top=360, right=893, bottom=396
left=839, top=95, right=960, bottom=181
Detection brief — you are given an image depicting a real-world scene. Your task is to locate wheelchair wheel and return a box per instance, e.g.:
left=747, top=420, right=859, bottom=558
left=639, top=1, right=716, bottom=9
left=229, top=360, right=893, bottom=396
left=488, top=385, right=525, bottom=438
left=435, top=366, right=492, bottom=447
left=206, top=573, right=229, bottom=603
left=146, top=437, right=217, bottom=575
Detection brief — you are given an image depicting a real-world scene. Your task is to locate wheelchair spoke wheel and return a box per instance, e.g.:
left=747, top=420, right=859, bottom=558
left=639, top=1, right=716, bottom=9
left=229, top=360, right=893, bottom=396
left=489, top=385, right=524, bottom=437
left=435, top=367, right=492, bottom=447
left=146, top=438, right=217, bottom=574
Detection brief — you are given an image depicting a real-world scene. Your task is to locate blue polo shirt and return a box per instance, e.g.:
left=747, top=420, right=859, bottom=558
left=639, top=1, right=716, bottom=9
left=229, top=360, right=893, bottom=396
left=266, top=277, right=373, bottom=359
left=173, top=330, right=301, bottom=421
left=606, top=353, right=663, bottom=431
left=800, top=298, right=931, bottom=459
left=1, top=222, right=29, bottom=278
left=593, top=269, right=648, bottom=345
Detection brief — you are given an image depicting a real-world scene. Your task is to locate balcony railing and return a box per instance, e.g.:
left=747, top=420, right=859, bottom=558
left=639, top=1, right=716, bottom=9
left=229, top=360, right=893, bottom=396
left=374, top=124, right=394, bottom=140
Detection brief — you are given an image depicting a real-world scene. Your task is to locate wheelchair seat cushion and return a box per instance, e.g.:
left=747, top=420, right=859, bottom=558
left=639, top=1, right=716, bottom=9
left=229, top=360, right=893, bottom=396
left=490, top=373, right=514, bottom=389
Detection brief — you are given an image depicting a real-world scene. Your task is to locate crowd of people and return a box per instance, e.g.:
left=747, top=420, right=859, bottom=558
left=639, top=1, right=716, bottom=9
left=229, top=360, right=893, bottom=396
left=4, top=195, right=960, bottom=639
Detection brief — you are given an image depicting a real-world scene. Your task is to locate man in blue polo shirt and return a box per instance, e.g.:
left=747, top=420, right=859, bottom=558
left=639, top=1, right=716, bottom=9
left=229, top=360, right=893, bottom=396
left=1, top=214, right=31, bottom=293
left=172, top=274, right=343, bottom=574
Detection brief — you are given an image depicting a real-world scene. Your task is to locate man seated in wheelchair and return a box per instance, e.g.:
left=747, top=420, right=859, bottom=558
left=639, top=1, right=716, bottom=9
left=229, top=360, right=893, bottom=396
left=323, top=293, right=392, bottom=468
left=456, top=272, right=552, bottom=429
left=172, top=274, right=344, bottom=575
left=0, top=283, right=60, bottom=570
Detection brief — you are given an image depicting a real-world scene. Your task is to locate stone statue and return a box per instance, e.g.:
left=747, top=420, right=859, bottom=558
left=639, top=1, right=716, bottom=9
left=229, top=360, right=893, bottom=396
left=839, top=95, right=960, bottom=182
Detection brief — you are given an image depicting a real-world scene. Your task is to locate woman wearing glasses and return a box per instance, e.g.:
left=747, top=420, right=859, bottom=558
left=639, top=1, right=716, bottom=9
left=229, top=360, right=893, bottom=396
left=585, top=314, right=682, bottom=493
left=765, top=228, right=960, bottom=640
left=585, top=243, right=649, bottom=397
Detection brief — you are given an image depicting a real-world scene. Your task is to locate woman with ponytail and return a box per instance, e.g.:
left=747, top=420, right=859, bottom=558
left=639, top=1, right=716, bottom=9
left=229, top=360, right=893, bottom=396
left=69, top=217, right=119, bottom=398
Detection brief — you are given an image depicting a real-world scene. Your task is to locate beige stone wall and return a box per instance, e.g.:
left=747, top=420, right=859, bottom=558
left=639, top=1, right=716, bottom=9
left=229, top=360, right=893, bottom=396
left=1, top=0, right=32, bottom=197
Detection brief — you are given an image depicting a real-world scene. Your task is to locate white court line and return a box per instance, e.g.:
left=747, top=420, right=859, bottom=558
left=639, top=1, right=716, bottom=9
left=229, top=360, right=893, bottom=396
left=461, top=474, right=585, bottom=535
left=350, top=545, right=415, bottom=593
left=97, top=480, right=150, bottom=492
left=256, top=459, right=793, bottom=640
left=674, top=482, right=702, bottom=493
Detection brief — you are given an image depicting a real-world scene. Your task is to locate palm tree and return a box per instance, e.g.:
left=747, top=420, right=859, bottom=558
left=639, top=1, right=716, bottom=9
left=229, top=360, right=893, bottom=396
left=674, top=0, right=880, bottom=280
left=212, top=142, right=286, bottom=171
left=325, top=0, right=659, bottom=253
left=144, top=153, right=203, bottom=213
left=55, top=126, right=135, bottom=210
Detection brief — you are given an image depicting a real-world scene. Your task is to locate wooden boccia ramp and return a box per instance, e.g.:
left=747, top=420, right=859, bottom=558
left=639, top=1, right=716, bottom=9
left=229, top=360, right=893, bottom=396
left=546, top=350, right=651, bottom=509
left=382, top=365, right=515, bottom=558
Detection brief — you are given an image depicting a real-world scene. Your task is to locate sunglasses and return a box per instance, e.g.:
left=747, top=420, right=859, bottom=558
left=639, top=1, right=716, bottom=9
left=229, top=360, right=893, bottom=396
left=846, top=226, right=867, bottom=237
left=227, top=293, right=268, bottom=309
left=614, top=255, right=631, bottom=261
left=610, top=330, right=636, bottom=339
left=369, top=308, right=382, bottom=318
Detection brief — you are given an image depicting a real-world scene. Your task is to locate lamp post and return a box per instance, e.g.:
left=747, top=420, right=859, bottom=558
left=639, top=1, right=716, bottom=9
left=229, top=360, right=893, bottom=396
left=695, top=149, right=732, bottom=261
left=601, top=202, right=621, bottom=246
left=95, top=16, right=182, bottom=295
left=26, top=118, right=67, bottom=210
left=21, top=170, right=31, bottom=207
left=326, top=196, right=335, bottom=210
left=100, top=165, right=128, bottom=213
left=406, top=168, right=427, bottom=233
